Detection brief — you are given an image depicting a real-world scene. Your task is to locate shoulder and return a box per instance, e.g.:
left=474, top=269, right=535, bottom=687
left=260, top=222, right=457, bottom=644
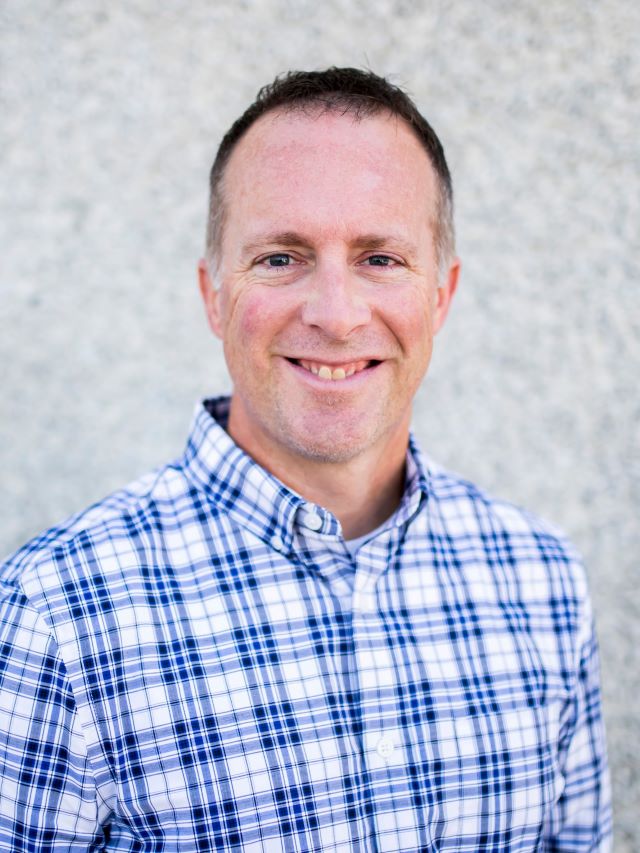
left=417, top=456, right=597, bottom=680
left=0, top=457, right=200, bottom=612
left=426, top=456, right=579, bottom=549
left=422, top=456, right=588, bottom=601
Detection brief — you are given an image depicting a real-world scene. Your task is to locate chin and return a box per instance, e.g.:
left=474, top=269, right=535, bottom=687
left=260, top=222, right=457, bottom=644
left=270, top=398, right=399, bottom=465
left=287, top=439, right=366, bottom=465
left=277, top=419, right=379, bottom=465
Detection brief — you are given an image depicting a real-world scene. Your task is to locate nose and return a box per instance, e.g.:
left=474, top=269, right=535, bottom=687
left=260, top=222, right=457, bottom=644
left=300, top=264, right=372, bottom=340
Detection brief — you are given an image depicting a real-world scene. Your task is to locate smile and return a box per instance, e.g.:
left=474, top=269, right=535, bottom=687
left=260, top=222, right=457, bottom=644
left=288, top=358, right=378, bottom=381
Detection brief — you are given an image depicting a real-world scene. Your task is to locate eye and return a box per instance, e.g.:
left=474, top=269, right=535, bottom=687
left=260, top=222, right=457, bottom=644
left=260, top=253, right=293, bottom=267
left=252, top=251, right=305, bottom=281
left=362, top=254, right=403, bottom=268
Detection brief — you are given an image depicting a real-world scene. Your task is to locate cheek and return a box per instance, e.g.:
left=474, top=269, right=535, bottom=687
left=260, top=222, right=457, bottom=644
left=236, top=299, right=267, bottom=338
left=225, top=288, right=294, bottom=350
left=383, top=292, right=435, bottom=350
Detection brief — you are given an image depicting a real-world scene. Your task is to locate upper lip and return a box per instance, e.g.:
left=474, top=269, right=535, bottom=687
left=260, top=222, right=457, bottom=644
left=284, top=356, right=381, bottom=365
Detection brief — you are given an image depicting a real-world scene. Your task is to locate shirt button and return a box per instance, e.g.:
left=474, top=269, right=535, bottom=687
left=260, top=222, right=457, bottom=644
left=304, top=512, right=323, bottom=531
left=271, top=534, right=284, bottom=551
left=375, top=736, right=396, bottom=760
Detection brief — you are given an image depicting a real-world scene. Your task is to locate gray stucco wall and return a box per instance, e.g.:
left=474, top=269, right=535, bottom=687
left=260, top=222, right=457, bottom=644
left=1, top=2, right=638, bottom=847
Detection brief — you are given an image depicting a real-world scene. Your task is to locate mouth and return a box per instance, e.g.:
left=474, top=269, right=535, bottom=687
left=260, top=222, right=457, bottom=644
left=285, top=358, right=381, bottom=381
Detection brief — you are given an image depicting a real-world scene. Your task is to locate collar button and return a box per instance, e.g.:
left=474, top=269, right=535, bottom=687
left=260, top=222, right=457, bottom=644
left=304, top=511, right=323, bottom=531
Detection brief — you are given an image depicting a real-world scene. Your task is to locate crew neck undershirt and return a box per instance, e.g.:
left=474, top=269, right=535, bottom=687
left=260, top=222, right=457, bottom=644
left=344, top=517, right=392, bottom=557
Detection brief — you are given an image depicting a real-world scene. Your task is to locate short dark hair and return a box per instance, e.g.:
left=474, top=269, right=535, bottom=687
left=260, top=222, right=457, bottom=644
left=205, top=67, right=454, bottom=278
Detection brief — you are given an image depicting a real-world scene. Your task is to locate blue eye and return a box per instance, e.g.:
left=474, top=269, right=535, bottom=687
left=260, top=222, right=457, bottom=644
left=265, top=254, right=291, bottom=267
left=367, top=255, right=393, bottom=266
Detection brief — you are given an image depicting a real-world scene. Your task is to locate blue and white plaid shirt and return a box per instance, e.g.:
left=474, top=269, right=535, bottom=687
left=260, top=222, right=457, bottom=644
left=0, top=398, right=611, bottom=851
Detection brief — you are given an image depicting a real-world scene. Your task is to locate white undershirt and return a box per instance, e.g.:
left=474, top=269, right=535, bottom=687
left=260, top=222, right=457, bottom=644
left=344, top=517, right=392, bottom=557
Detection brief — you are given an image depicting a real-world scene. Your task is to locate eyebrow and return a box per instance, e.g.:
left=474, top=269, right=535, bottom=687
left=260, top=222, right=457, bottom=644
left=350, top=233, right=418, bottom=255
left=240, top=232, right=310, bottom=257
left=240, top=231, right=419, bottom=257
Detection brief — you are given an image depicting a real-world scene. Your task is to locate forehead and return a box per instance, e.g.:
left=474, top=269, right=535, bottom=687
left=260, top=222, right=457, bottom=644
left=228, top=106, right=430, bottom=168
left=221, top=109, right=438, bottom=243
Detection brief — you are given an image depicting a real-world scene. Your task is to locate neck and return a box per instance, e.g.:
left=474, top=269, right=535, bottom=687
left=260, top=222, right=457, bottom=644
left=275, top=452, right=407, bottom=540
left=227, top=410, right=409, bottom=540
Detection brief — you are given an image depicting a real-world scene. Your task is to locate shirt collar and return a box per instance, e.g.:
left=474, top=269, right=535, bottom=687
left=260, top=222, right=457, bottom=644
left=182, top=397, right=433, bottom=552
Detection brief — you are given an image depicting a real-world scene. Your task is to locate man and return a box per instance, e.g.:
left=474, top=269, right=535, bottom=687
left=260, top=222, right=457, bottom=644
left=0, top=68, right=611, bottom=851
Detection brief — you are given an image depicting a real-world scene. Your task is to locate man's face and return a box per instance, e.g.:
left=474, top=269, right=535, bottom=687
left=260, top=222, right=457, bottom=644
left=200, top=109, right=458, bottom=468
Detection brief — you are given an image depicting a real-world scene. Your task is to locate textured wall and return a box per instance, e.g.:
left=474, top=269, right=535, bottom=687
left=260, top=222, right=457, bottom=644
left=1, top=1, right=638, bottom=846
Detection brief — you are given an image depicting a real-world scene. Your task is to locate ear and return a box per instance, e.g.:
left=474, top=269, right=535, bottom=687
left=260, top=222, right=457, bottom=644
left=433, top=257, right=460, bottom=335
left=198, top=259, right=224, bottom=339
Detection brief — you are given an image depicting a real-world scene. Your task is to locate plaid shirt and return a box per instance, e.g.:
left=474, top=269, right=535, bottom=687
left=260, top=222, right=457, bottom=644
left=0, top=397, right=611, bottom=851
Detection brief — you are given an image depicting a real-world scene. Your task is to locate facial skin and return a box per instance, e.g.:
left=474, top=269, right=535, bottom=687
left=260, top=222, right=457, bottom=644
left=199, top=109, right=459, bottom=511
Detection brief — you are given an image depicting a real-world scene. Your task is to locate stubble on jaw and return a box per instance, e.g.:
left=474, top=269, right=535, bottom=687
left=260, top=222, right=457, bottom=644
left=265, top=386, right=408, bottom=466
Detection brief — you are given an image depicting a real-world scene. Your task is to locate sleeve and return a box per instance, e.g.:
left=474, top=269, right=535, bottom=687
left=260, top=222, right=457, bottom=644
left=0, top=584, right=109, bottom=851
left=544, top=595, right=613, bottom=852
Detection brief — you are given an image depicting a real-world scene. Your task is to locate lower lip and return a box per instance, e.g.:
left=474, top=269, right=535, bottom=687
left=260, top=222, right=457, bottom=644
left=283, top=358, right=383, bottom=387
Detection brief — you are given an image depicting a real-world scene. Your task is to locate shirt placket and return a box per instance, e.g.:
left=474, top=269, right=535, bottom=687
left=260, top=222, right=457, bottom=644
left=351, top=530, right=429, bottom=853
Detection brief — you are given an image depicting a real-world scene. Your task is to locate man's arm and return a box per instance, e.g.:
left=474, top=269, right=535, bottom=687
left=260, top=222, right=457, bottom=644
left=0, top=583, right=108, bottom=851
left=544, top=598, right=613, bottom=851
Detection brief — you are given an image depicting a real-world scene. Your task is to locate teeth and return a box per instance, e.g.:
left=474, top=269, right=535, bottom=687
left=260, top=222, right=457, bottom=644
left=317, top=365, right=347, bottom=380
left=297, top=359, right=371, bottom=380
